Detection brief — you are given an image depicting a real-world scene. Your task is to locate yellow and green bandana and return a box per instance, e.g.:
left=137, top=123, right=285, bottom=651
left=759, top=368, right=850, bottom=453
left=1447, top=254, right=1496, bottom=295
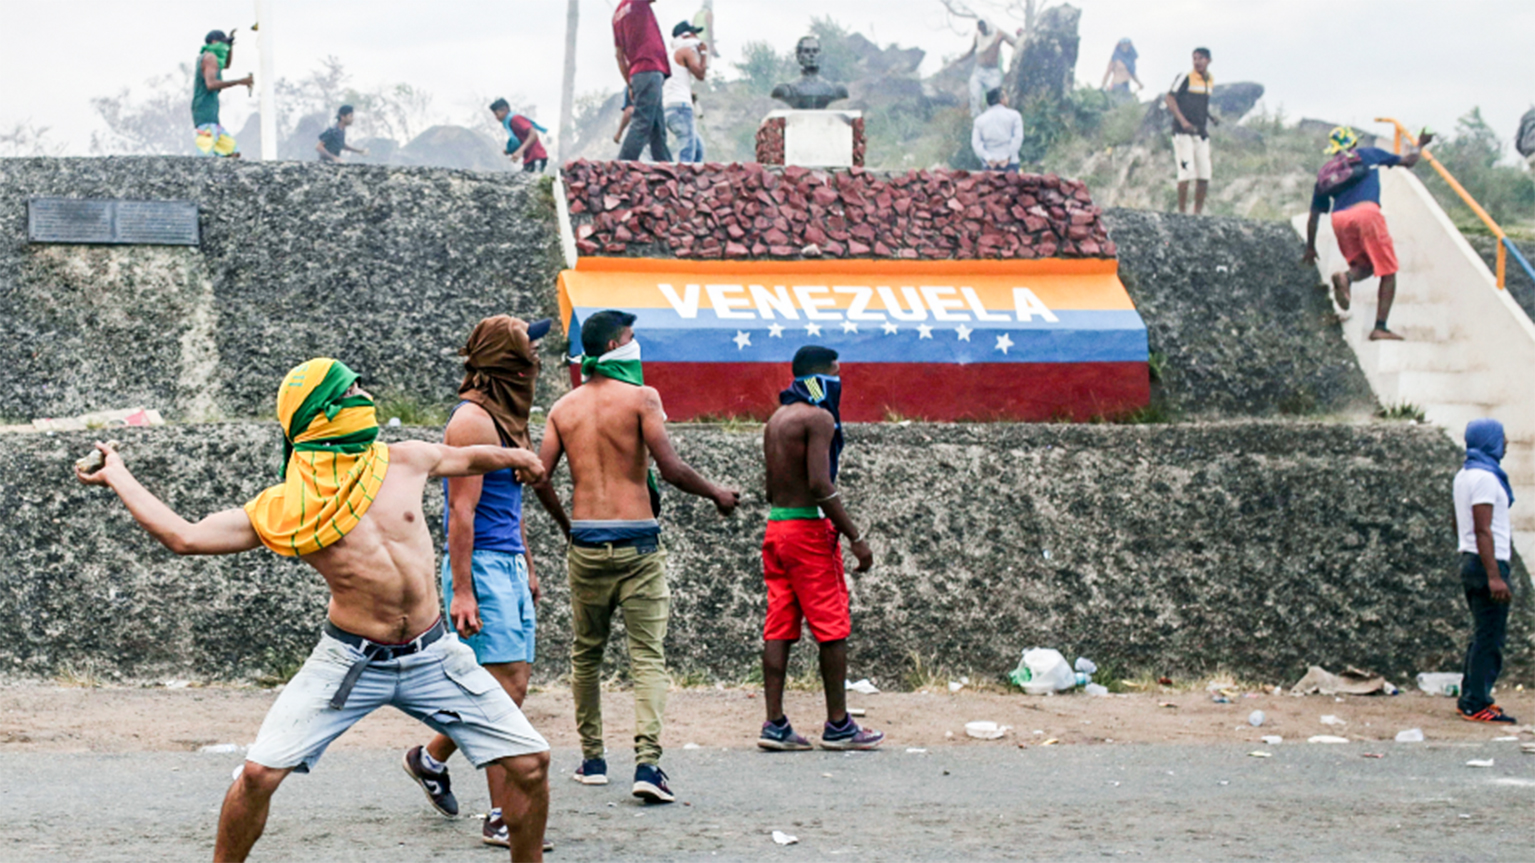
left=1325, top=126, right=1358, bottom=155
left=244, top=358, right=389, bottom=557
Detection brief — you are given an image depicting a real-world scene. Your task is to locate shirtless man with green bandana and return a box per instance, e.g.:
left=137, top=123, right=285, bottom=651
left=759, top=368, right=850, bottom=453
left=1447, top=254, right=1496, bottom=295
left=538, top=309, right=740, bottom=803
left=192, top=30, right=253, bottom=157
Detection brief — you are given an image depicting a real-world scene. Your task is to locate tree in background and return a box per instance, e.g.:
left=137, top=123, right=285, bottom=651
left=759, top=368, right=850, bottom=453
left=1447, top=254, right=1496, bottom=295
left=89, top=66, right=199, bottom=155
left=0, top=122, right=66, bottom=157
left=1423, top=108, right=1535, bottom=228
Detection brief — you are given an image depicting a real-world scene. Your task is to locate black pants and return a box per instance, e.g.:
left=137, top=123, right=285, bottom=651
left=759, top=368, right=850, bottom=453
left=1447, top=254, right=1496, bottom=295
left=1459, top=552, right=1513, bottom=714
left=618, top=71, right=671, bottom=162
left=522, top=158, right=547, bottom=173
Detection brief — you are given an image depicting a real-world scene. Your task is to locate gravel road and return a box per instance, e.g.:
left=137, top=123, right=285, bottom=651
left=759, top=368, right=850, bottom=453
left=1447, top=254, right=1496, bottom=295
left=4, top=742, right=1533, bottom=861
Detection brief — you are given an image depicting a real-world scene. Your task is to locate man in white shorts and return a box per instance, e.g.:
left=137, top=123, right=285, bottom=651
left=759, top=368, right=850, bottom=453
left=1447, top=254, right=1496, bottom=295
left=75, top=357, right=552, bottom=862
left=1165, top=47, right=1218, bottom=214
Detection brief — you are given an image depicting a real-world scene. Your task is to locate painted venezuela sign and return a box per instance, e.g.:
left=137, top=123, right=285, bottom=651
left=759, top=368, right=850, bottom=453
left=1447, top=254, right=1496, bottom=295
left=558, top=257, right=1148, bottom=422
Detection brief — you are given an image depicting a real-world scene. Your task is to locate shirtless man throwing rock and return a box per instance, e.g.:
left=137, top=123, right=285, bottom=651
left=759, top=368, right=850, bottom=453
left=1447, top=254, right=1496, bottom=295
left=75, top=358, right=551, bottom=862
left=538, top=309, right=739, bottom=802
left=756, top=346, right=883, bottom=751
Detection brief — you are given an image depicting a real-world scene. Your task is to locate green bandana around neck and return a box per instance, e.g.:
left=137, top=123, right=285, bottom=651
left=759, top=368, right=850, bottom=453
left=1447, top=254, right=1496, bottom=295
left=579, top=339, right=644, bottom=386
left=202, top=42, right=230, bottom=69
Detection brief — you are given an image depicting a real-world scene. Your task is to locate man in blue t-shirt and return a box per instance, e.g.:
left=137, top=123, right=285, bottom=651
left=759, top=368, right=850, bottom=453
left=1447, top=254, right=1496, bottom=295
left=1302, top=125, right=1432, bottom=341
left=403, top=315, right=567, bottom=852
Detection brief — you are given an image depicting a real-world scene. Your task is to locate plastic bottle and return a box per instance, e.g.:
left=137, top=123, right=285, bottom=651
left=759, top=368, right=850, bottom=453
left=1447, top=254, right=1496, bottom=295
left=1074, top=672, right=1090, bottom=687
left=1248, top=710, right=1265, bottom=727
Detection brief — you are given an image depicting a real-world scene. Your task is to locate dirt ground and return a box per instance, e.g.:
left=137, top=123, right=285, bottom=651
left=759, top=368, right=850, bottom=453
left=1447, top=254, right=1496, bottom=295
left=4, top=680, right=1532, bottom=754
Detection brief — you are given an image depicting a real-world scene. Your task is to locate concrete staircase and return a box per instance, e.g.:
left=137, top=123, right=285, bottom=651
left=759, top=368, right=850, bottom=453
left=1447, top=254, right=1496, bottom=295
left=1295, top=168, right=1535, bottom=556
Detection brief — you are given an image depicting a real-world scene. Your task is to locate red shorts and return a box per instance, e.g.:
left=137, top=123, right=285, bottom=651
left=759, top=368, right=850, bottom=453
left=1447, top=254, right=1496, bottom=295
left=762, top=518, right=849, bottom=643
left=1331, top=202, right=1398, bottom=278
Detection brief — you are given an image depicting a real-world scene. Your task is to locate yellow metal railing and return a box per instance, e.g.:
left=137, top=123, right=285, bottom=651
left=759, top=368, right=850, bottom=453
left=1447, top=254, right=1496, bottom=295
left=1376, top=116, right=1528, bottom=290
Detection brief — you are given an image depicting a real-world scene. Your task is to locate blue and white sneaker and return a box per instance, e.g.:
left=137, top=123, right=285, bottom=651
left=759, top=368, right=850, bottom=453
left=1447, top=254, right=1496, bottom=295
left=632, top=763, right=675, bottom=803
left=820, top=718, right=885, bottom=750
left=758, top=718, right=813, bottom=751
left=573, top=757, right=609, bottom=785
left=402, top=746, right=459, bottom=816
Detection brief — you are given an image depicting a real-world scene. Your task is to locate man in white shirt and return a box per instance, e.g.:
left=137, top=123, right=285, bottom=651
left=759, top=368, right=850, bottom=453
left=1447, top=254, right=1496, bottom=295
left=1452, top=418, right=1518, bottom=724
left=971, top=88, right=1023, bottom=172
left=663, top=21, right=708, bottom=163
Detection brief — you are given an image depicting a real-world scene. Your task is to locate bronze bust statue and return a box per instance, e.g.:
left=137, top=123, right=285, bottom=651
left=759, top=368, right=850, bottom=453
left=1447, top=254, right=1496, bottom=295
left=770, top=36, right=849, bottom=110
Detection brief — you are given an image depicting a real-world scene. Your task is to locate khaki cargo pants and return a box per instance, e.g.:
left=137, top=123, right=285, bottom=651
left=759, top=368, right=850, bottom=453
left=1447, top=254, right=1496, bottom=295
left=567, top=542, right=670, bottom=765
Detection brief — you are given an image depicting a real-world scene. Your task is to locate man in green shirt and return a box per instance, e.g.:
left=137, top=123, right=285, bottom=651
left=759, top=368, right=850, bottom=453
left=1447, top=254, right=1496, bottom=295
left=192, top=30, right=253, bottom=158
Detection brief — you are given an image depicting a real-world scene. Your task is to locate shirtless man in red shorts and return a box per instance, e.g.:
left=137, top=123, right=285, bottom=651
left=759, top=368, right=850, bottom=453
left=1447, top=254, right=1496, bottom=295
left=756, top=346, right=883, bottom=752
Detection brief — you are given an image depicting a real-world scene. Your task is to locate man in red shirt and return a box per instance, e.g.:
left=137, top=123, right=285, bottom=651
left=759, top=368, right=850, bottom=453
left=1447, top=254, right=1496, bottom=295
left=612, top=0, right=672, bottom=162
left=490, top=99, right=548, bottom=174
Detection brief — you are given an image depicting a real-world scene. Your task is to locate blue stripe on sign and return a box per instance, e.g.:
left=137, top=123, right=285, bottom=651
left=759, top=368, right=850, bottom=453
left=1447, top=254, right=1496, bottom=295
left=569, top=310, right=1149, bottom=364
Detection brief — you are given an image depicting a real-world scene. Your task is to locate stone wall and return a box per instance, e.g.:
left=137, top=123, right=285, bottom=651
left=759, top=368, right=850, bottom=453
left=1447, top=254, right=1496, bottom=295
left=2, top=421, right=1521, bottom=687
left=0, top=157, right=564, bottom=423
left=1106, top=208, right=1377, bottom=417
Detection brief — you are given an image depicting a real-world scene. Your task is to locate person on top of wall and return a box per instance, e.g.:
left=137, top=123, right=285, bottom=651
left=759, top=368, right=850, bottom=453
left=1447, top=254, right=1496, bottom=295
left=1165, top=47, right=1219, bottom=215
left=490, top=99, right=550, bottom=174
left=191, top=29, right=254, bottom=158
left=1302, top=125, right=1434, bottom=341
left=1100, top=38, right=1143, bottom=96
left=959, top=18, right=1020, bottom=119
left=663, top=21, right=708, bottom=164
left=971, top=87, right=1024, bottom=172
left=612, top=0, right=673, bottom=162
left=315, top=105, right=369, bottom=163
left=1451, top=419, right=1519, bottom=724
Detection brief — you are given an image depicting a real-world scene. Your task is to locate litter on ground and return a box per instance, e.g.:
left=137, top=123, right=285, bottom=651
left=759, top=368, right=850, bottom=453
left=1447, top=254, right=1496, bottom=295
left=1289, top=666, right=1398, bottom=696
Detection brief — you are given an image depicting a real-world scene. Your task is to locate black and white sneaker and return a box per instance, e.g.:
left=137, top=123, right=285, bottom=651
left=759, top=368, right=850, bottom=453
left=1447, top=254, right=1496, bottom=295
left=402, top=745, right=458, bottom=817
left=483, top=813, right=554, bottom=852
left=632, top=763, right=675, bottom=804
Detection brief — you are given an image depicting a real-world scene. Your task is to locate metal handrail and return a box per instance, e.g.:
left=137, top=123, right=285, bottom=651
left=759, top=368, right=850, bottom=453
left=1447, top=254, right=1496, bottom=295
left=1375, top=116, right=1535, bottom=290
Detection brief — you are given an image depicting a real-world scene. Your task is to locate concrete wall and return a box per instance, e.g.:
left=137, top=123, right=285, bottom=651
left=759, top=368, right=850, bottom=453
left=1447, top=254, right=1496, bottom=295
left=0, top=158, right=565, bottom=423
left=1106, top=209, right=1376, bottom=417
left=1295, top=169, right=1535, bottom=553
left=2, top=421, right=1521, bottom=687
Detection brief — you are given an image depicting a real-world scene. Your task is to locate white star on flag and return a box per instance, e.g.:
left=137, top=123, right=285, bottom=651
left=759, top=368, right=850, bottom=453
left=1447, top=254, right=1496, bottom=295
left=955, top=324, right=973, bottom=341
left=995, top=333, right=1013, bottom=354
left=768, top=323, right=785, bottom=338
left=733, top=331, right=752, bottom=350
left=805, top=322, right=823, bottom=336
left=840, top=320, right=859, bottom=334
left=917, top=324, right=933, bottom=339
left=881, top=321, right=899, bottom=335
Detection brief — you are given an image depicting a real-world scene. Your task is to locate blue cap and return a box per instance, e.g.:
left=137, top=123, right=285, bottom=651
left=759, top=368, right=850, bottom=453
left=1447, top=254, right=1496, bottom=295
left=526, top=318, right=553, bottom=341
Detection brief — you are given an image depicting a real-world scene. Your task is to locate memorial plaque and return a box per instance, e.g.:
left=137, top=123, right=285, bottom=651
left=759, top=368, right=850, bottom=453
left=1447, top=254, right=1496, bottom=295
left=28, top=198, right=199, bottom=246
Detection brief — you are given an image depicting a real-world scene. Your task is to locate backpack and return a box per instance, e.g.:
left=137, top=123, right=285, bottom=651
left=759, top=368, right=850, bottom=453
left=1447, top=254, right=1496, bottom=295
left=1315, top=150, right=1366, bottom=195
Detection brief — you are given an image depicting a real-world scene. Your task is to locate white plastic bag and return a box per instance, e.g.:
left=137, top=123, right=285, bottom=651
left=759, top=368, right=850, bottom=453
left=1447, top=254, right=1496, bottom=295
left=1018, top=648, right=1076, bottom=695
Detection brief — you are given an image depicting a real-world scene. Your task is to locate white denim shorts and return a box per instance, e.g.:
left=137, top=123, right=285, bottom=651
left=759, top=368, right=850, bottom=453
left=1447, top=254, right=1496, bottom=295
left=246, top=630, right=547, bottom=773
left=1173, top=133, right=1212, bottom=182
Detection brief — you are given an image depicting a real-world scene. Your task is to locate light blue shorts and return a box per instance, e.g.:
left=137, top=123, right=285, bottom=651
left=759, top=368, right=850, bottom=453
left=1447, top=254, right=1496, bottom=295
left=442, top=549, right=536, bottom=665
left=245, top=631, right=547, bottom=773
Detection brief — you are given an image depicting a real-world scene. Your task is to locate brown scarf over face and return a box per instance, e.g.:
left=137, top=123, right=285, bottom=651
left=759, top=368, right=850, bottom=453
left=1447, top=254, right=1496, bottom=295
left=458, top=315, right=541, bottom=450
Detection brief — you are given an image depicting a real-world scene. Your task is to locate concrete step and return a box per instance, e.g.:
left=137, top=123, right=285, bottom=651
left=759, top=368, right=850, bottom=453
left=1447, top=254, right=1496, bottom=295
left=1372, top=342, right=1485, bottom=375
left=1422, top=403, right=1501, bottom=437
left=1393, top=371, right=1498, bottom=406
left=1517, top=531, right=1535, bottom=562
left=1386, top=303, right=1461, bottom=341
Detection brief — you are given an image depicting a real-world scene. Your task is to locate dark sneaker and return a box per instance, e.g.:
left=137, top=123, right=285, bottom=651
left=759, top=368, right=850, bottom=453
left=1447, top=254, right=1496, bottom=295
left=1460, top=705, right=1518, bottom=724
left=758, top=719, right=813, bottom=751
left=483, top=814, right=554, bottom=852
left=821, top=719, right=885, bottom=751
left=573, top=757, right=609, bottom=786
left=401, top=746, right=458, bottom=817
left=632, top=764, right=676, bottom=804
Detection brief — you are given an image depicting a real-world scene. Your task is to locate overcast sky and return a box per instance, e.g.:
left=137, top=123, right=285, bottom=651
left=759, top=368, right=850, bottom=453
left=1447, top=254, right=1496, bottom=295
left=1, top=0, right=1530, bottom=159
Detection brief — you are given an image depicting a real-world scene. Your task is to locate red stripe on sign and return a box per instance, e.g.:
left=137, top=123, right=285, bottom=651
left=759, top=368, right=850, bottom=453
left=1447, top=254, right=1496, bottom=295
left=567, top=362, right=1150, bottom=422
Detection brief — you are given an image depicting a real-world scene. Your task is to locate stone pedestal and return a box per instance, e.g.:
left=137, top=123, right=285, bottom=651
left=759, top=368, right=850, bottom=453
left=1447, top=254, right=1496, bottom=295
left=755, top=110, right=865, bottom=167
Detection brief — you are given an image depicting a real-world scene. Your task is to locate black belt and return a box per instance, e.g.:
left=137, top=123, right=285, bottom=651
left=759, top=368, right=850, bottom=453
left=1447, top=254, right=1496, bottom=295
left=323, top=617, right=447, bottom=710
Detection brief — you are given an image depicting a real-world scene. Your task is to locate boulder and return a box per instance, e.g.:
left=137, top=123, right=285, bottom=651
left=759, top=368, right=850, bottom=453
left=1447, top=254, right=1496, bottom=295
left=1007, top=4, right=1081, bottom=107
left=398, top=125, right=507, bottom=172
left=1210, top=82, right=1265, bottom=121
